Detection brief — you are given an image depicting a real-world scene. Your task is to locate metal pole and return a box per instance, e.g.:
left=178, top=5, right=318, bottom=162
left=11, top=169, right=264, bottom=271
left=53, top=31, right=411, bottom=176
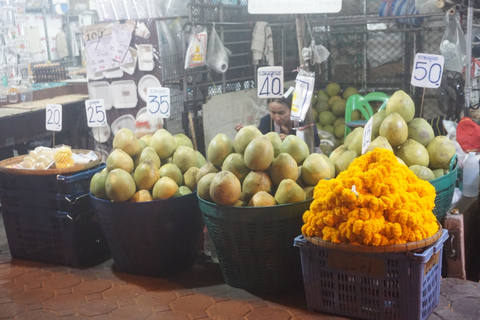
left=465, top=0, right=473, bottom=117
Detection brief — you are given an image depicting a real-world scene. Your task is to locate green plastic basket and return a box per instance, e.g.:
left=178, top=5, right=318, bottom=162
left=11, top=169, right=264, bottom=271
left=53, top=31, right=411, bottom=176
left=429, top=154, right=458, bottom=221
left=198, top=196, right=313, bottom=293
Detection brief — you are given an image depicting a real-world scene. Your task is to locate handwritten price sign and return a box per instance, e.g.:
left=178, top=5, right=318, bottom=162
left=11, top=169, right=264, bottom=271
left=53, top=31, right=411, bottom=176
left=46, top=104, right=62, bottom=131
left=411, top=53, right=444, bottom=88
left=362, top=118, right=373, bottom=155
left=257, top=66, right=284, bottom=98
left=85, top=99, right=107, bottom=127
left=147, top=87, right=171, bottom=118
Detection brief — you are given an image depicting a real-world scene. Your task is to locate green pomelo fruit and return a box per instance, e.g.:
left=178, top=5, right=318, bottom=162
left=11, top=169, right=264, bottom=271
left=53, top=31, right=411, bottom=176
left=172, top=146, right=197, bottom=173
left=407, top=118, right=435, bottom=147
left=396, top=139, right=429, bottom=167
left=242, top=171, right=272, bottom=201
left=105, top=168, right=136, bottom=202
left=209, top=171, right=242, bottom=205
left=197, top=172, right=216, bottom=202
left=334, top=150, right=357, bottom=176
left=379, top=112, right=408, bottom=147
left=138, top=146, right=161, bottom=169
left=184, top=166, right=199, bottom=191
left=90, top=170, right=109, bottom=200
left=426, top=136, right=456, bottom=170
left=113, top=128, right=141, bottom=156
left=159, top=163, right=183, bottom=186
left=196, top=162, right=219, bottom=184
left=150, top=129, right=177, bottom=159
left=221, top=153, right=251, bottom=184
left=106, top=148, right=134, bottom=173
left=207, top=133, right=234, bottom=167
left=366, top=136, right=393, bottom=153
left=244, top=136, right=274, bottom=171
left=385, top=90, right=415, bottom=123
left=319, top=110, right=337, bottom=126
left=332, top=98, right=347, bottom=116
left=133, top=159, right=160, bottom=190
left=265, top=132, right=283, bottom=158
left=280, top=135, right=310, bottom=165
left=371, top=110, right=387, bottom=139
left=174, top=133, right=194, bottom=149
left=269, top=153, right=298, bottom=186
left=343, top=87, right=359, bottom=100
left=301, top=153, right=333, bottom=186
left=274, top=179, right=306, bottom=204
left=152, top=176, right=180, bottom=200
left=409, top=165, right=435, bottom=181
left=326, top=82, right=341, bottom=97
left=234, top=125, right=263, bottom=154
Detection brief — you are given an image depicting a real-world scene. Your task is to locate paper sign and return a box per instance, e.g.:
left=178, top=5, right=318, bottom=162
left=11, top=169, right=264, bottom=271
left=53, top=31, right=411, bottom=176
left=362, top=118, right=373, bottom=155
left=290, top=74, right=315, bottom=122
left=248, top=0, right=342, bottom=14
left=411, top=53, right=444, bottom=88
left=46, top=104, right=62, bottom=131
left=257, top=66, right=284, bottom=98
left=85, top=99, right=107, bottom=127
left=147, top=87, right=171, bottom=118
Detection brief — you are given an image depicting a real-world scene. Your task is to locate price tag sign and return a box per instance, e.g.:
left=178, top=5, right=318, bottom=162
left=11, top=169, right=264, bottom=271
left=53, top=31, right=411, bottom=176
left=257, top=66, right=284, bottom=98
left=46, top=104, right=62, bottom=131
left=249, top=0, right=342, bottom=14
left=147, top=87, right=171, bottom=118
left=411, top=53, right=444, bottom=88
left=85, top=99, right=107, bottom=127
left=362, top=118, right=373, bottom=155
left=290, top=74, right=315, bottom=122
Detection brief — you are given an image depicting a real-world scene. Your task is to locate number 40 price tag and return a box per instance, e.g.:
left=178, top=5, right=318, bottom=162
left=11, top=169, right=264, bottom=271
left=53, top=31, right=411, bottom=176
left=411, top=53, right=444, bottom=88
left=148, top=87, right=170, bottom=118
left=46, top=104, right=62, bottom=131
left=257, top=66, right=284, bottom=98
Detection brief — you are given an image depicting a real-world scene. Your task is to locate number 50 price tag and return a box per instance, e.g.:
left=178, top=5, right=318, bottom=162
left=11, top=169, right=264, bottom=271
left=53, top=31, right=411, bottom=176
left=148, top=87, right=170, bottom=118
left=46, top=104, right=62, bottom=131
left=411, top=53, right=444, bottom=88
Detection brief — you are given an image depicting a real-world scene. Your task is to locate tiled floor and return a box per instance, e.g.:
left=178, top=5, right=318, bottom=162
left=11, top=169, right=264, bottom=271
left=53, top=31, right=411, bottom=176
left=1, top=213, right=480, bottom=319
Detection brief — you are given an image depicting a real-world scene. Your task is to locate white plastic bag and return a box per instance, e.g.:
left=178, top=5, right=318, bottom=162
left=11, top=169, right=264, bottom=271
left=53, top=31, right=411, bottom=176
left=206, top=26, right=231, bottom=74
left=184, top=25, right=207, bottom=69
left=440, top=12, right=467, bottom=73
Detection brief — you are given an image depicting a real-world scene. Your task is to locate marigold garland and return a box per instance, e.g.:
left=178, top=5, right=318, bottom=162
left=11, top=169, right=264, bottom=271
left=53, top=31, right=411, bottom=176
left=301, top=148, right=439, bottom=246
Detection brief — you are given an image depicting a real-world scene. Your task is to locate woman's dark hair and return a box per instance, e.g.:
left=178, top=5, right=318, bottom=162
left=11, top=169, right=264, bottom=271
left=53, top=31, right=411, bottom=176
left=267, top=95, right=292, bottom=109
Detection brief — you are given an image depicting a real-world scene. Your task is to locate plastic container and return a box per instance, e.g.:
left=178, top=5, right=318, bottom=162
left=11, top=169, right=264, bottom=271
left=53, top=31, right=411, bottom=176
left=87, top=81, right=112, bottom=110
left=294, top=229, right=449, bottom=320
left=110, top=80, right=137, bottom=109
left=18, top=78, right=32, bottom=108
left=462, top=152, right=479, bottom=197
left=90, top=192, right=204, bottom=277
left=2, top=206, right=110, bottom=267
left=198, top=196, right=313, bottom=293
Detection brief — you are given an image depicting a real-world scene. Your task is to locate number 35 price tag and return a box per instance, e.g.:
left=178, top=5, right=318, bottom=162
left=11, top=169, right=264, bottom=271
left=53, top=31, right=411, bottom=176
left=411, top=53, right=444, bottom=88
left=85, top=99, right=107, bottom=127
left=148, top=87, right=170, bottom=118
left=257, top=66, right=284, bottom=98
left=46, top=104, right=62, bottom=131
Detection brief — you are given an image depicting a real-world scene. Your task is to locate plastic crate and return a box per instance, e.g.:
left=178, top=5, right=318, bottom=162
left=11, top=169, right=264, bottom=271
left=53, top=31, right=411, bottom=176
left=0, top=163, right=105, bottom=197
left=0, top=190, right=92, bottom=213
left=2, top=205, right=110, bottom=267
left=90, top=192, right=204, bottom=277
left=429, top=155, right=458, bottom=221
left=198, top=196, right=313, bottom=293
left=294, top=229, right=449, bottom=320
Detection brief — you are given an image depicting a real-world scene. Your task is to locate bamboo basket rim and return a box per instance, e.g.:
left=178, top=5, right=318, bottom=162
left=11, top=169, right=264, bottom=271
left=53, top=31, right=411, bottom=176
left=0, top=149, right=101, bottom=175
left=304, top=221, right=443, bottom=253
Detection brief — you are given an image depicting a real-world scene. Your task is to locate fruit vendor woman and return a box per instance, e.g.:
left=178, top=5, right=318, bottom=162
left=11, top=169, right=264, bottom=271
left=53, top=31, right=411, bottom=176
left=236, top=96, right=321, bottom=147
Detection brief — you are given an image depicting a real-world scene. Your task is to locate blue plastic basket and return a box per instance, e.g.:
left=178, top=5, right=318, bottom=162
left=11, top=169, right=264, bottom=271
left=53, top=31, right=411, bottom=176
left=294, top=229, right=448, bottom=320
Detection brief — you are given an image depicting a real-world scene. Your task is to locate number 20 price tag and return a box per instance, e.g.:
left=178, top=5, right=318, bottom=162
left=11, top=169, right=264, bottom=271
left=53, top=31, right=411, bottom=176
left=85, top=99, right=107, bottom=127
left=411, top=53, right=444, bottom=88
left=148, top=87, right=170, bottom=118
left=257, top=66, right=284, bottom=98
left=46, top=104, right=62, bottom=131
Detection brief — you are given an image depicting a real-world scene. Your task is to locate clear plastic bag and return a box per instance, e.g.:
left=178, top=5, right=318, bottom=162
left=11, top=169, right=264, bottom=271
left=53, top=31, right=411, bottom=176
left=206, top=26, right=231, bottom=74
left=440, top=12, right=467, bottom=73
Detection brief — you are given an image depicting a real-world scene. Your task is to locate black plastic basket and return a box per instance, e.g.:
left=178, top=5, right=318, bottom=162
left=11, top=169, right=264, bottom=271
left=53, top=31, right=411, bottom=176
left=90, top=192, right=205, bottom=277
left=2, top=205, right=110, bottom=267
left=0, top=190, right=92, bottom=213
left=198, top=196, right=313, bottom=293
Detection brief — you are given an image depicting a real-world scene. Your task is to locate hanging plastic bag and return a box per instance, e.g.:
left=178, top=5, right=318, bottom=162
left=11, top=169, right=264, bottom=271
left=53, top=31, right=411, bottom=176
left=440, top=12, right=467, bottom=73
left=291, top=70, right=315, bottom=123
left=184, top=25, right=207, bottom=69
left=206, top=25, right=231, bottom=74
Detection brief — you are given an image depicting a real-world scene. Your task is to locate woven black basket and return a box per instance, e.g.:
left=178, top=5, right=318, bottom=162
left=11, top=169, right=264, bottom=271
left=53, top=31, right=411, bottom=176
left=90, top=192, right=204, bottom=277
left=198, top=196, right=313, bottom=293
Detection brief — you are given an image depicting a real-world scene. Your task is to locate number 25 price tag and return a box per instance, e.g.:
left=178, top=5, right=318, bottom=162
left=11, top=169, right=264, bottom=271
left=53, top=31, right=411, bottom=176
left=362, top=117, right=373, bottom=155
left=148, top=87, right=170, bottom=118
left=411, top=53, right=444, bottom=88
left=85, top=99, right=107, bottom=127
left=257, top=66, right=284, bottom=98
left=46, top=104, right=62, bottom=131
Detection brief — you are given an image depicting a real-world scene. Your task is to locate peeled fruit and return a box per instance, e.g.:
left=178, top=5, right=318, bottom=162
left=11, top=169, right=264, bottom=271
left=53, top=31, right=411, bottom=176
left=396, top=139, right=429, bottom=167
left=196, top=162, right=219, bottom=184
left=244, top=136, right=274, bottom=171
left=409, top=165, right=435, bottom=181
left=207, top=133, right=234, bottom=166
left=248, top=191, right=276, bottom=207
left=275, top=179, right=306, bottom=204
left=133, top=159, right=160, bottom=190
left=152, top=176, right=179, bottom=200
left=269, top=153, right=298, bottom=186
left=196, top=151, right=207, bottom=168
left=113, top=128, right=141, bottom=156
left=138, top=146, right=161, bottom=169
left=433, top=168, right=445, bottom=179
left=331, top=98, right=347, bottom=117
left=334, top=150, right=357, bottom=176
left=197, top=172, right=217, bottom=202
left=265, top=132, right=283, bottom=157
left=209, top=171, right=242, bottom=205
left=106, top=149, right=134, bottom=173
left=178, top=186, right=192, bottom=196
left=426, top=136, right=456, bottom=170
left=150, top=129, right=177, bottom=159
left=319, top=154, right=335, bottom=179
left=379, top=112, right=408, bottom=147
left=242, top=171, right=272, bottom=200
left=234, top=125, right=262, bottom=154
left=385, top=90, right=415, bottom=123
left=326, top=82, right=341, bottom=97
left=301, top=153, right=333, bottom=186
left=222, top=153, right=250, bottom=184
left=174, top=133, right=194, bottom=149
left=346, top=127, right=364, bottom=155
left=371, top=110, right=387, bottom=139
left=130, top=190, right=153, bottom=202
left=184, top=166, right=199, bottom=191
left=140, top=134, right=152, bottom=146
left=408, top=118, right=435, bottom=147
left=319, top=110, right=337, bottom=126
left=159, top=163, right=183, bottom=186
left=281, top=135, right=310, bottom=165
left=343, top=86, right=359, bottom=100
left=106, top=168, right=136, bottom=202
left=90, top=169, right=109, bottom=200
left=172, top=146, right=197, bottom=173
left=366, top=136, right=393, bottom=153
left=303, top=186, right=315, bottom=199
left=329, top=145, right=348, bottom=163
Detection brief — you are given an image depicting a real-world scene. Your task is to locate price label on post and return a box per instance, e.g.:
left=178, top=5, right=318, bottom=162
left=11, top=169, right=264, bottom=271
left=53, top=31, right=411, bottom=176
left=147, top=87, right=170, bottom=118
left=85, top=99, right=107, bottom=127
left=257, top=66, right=284, bottom=98
left=411, top=53, right=444, bottom=88
left=46, top=104, right=62, bottom=131
left=362, top=117, right=373, bottom=155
